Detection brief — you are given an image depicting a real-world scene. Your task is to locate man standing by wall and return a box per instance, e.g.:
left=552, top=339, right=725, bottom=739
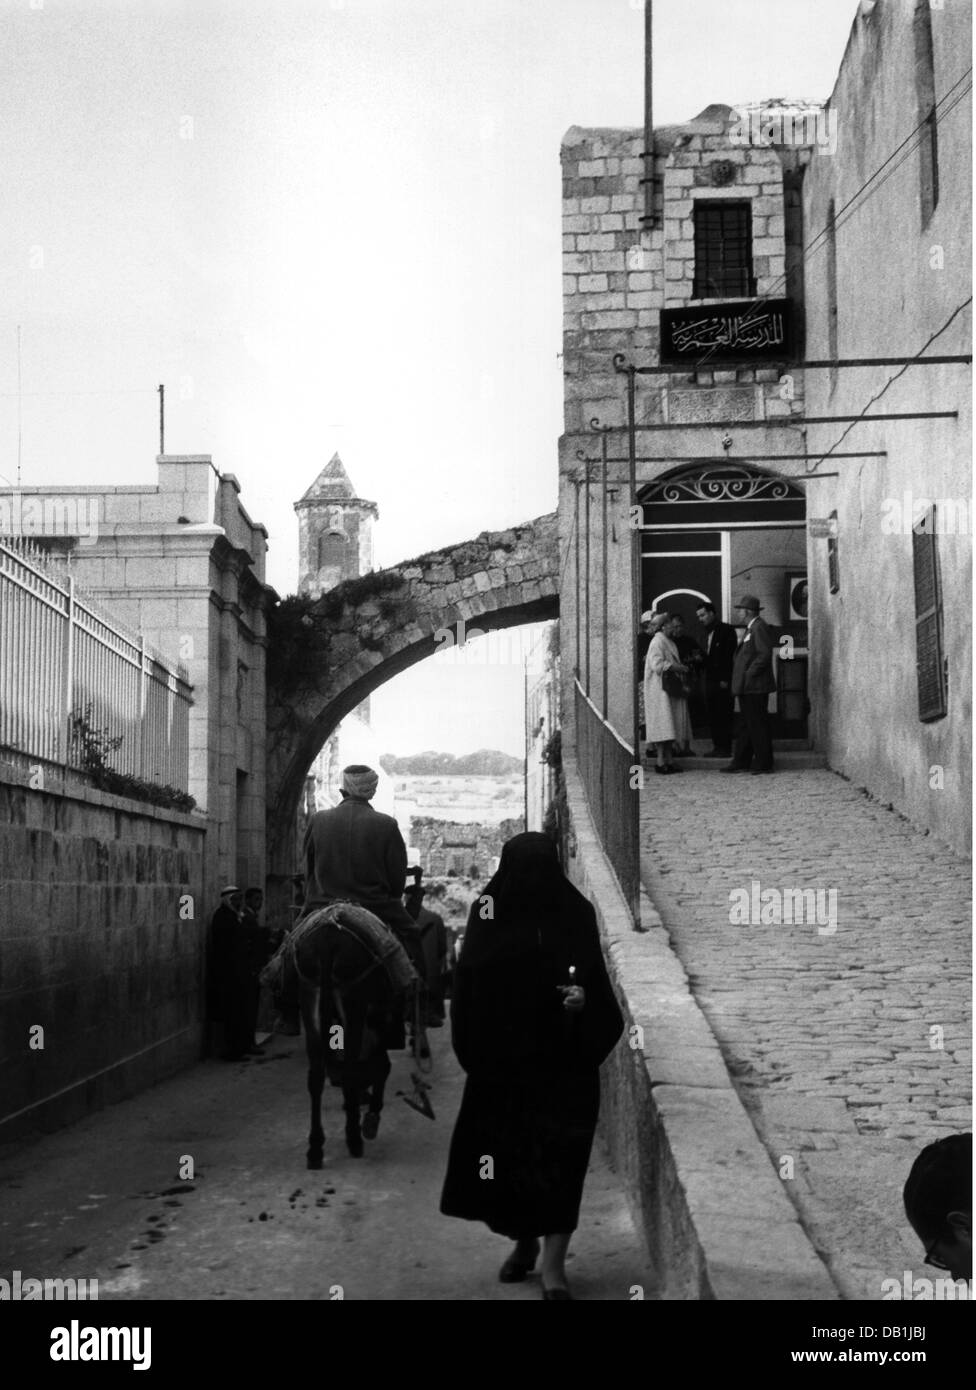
left=242, top=887, right=273, bottom=1053
left=208, top=886, right=262, bottom=1061
left=404, top=868, right=448, bottom=1028
left=722, top=595, right=776, bottom=775
left=696, top=601, right=738, bottom=759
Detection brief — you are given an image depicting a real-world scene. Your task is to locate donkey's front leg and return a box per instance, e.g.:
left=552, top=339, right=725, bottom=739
left=301, top=981, right=327, bottom=1169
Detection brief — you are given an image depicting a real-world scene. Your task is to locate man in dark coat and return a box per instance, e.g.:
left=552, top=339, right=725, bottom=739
left=241, top=887, right=272, bottom=1053
left=302, top=765, right=422, bottom=969
left=209, top=886, right=260, bottom=1061
left=405, top=869, right=448, bottom=1027
left=722, top=593, right=776, bottom=775
left=696, top=600, right=739, bottom=758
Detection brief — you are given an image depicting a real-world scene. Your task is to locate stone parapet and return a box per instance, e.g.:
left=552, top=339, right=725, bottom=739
left=0, top=760, right=210, bottom=1138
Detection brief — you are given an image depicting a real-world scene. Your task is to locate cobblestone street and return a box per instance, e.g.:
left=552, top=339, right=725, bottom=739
left=0, top=1020, right=653, bottom=1303
left=641, top=766, right=972, bottom=1301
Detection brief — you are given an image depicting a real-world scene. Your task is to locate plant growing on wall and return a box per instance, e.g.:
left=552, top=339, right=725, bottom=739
left=268, top=570, right=409, bottom=698
left=68, top=704, right=196, bottom=813
left=69, top=703, right=124, bottom=776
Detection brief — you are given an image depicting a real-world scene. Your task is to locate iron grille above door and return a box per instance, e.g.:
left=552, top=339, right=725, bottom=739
left=693, top=200, right=755, bottom=299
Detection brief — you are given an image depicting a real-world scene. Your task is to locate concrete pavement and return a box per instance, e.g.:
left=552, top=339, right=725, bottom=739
left=640, top=765, right=971, bottom=1300
left=0, top=1017, right=655, bottom=1302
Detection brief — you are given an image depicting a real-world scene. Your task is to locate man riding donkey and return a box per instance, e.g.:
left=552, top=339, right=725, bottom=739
left=276, top=765, right=429, bottom=1158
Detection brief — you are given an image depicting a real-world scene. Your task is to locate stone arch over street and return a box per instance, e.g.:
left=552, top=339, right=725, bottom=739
left=265, top=512, right=558, bottom=893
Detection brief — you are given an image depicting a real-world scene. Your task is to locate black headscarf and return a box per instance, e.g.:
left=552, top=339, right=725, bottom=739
left=452, top=833, right=624, bottom=1075
left=459, top=832, right=589, bottom=969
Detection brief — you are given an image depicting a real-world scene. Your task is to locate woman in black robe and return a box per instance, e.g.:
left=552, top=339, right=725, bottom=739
left=440, top=832, right=624, bottom=1299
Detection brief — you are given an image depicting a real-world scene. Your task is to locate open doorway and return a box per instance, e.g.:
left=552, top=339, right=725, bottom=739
left=638, top=463, right=809, bottom=741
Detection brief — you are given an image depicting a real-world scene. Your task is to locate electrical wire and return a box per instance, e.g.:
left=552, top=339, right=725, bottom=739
left=803, top=295, right=972, bottom=472
left=660, top=69, right=972, bottom=378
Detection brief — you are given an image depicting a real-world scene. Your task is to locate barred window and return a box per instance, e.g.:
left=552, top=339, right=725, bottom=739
left=692, top=200, right=755, bottom=299
left=914, top=0, right=939, bottom=225
left=913, top=505, right=947, bottom=722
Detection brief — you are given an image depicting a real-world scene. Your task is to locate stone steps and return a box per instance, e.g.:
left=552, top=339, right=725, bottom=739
left=644, top=740, right=826, bottom=771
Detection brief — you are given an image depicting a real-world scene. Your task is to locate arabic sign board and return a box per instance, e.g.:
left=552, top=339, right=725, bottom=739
left=808, top=517, right=838, bottom=539
left=660, top=298, right=793, bottom=365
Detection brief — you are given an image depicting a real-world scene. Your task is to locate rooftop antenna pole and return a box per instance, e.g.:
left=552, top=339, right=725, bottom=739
left=16, top=325, right=22, bottom=486
left=158, top=383, right=165, bottom=455
left=641, top=0, right=655, bottom=231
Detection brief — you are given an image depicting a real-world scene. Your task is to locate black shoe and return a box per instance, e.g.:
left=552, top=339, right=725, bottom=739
left=245, top=1045, right=265, bottom=1056
left=751, top=767, right=775, bottom=775
left=541, top=1284, right=573, bottom=1300
left=361, top=1111, right=380, bottom=1141
left=345, top=1129, right=364, bottom=1158
left=666, top=764, right=684, bottom=773
left=654, top=765, right=668, bottom=775
left=499, top=1240, right=540, bottom=1283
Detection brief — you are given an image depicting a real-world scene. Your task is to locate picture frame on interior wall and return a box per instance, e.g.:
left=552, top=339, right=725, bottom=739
left=785, top=571, right=808, bottom=620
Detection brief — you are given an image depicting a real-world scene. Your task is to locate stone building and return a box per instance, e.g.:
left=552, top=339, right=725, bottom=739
left=559, top=2, right=970, bottom=851
left=410, top=817, right=521, bottom=878
left=802, top=0, right=971, bottom=852
left=560, top=100, right=820, bottom=751
left=294, top=453, right=395, bottom=824
left=0, top=455, right=275, bottom=891
left=295, top=452, right=378, bottom=599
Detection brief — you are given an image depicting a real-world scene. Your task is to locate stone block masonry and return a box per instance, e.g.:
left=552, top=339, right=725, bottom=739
left=0, top=761, right=208, bottom=1137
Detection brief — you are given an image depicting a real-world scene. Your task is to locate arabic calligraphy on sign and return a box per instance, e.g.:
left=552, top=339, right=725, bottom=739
left=671, top=312, right=785, bottom=354
left=659, top=299, right=793, bottom=364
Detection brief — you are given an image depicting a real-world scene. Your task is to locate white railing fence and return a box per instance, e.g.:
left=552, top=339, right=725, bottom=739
left=0, top=537, right=192, bottom=791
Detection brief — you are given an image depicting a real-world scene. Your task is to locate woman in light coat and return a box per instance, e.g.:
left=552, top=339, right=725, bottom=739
left=643, top=612, right=692, bottom=775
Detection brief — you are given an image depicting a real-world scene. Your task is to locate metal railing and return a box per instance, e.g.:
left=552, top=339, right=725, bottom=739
left=0, top=537, right=192, bottom=790
left=574, top=678, right=640, bottom=924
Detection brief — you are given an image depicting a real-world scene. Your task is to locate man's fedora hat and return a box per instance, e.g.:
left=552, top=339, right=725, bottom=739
left=734, top=594, right=763, bottom=613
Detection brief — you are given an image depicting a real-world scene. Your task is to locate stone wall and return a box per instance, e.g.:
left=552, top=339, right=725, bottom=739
left=409, top=818, right=523, bottom=878
left=561, top=118, right=809, bottom=434
left=803, top=0, right=972, bottom=853
left=559, top=112, right=815, bottom=747
left=0, top=758, right=209, bottom=1138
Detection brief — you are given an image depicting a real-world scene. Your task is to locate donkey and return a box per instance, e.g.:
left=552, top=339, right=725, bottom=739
left=267, top=903, right=417, bottom=1168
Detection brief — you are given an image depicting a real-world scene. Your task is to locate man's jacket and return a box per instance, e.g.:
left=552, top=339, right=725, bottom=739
left=702, top=622, right=739, bottom=685
left=302, top=797, right=411, bottom=926
left=731, top=617, right=776, bottom=696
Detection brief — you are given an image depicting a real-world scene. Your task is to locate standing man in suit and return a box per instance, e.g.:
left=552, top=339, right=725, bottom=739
left=696, top=601, right=738, bottom=759
left=721, top=594, right=776, bottom=775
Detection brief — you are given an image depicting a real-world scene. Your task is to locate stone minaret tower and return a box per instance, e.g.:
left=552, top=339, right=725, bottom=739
left=295, top=455, right=379, bottom=807
left=295, top=453, right=379, bottom=599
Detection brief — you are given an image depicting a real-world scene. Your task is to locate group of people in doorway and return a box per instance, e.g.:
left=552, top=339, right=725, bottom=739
left=641, top=594, right=776, bottom=776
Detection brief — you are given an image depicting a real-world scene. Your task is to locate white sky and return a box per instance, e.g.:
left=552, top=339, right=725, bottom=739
left=0, top=0, right=860, bottom=756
